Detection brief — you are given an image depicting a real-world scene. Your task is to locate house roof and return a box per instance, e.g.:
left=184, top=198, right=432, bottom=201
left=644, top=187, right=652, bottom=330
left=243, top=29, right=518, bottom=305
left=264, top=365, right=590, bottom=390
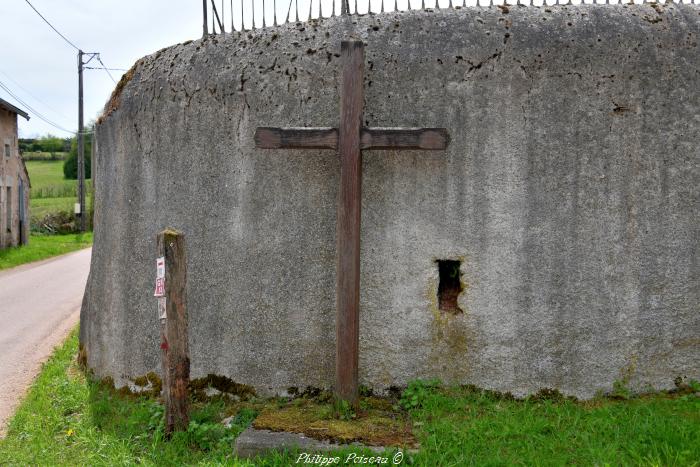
left=0, top=97, right=30, bottom=121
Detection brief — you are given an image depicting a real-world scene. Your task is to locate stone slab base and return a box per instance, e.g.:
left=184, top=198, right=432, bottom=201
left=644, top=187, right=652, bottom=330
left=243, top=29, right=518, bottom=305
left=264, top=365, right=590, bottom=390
left=233, top=427, right=390, bottom=459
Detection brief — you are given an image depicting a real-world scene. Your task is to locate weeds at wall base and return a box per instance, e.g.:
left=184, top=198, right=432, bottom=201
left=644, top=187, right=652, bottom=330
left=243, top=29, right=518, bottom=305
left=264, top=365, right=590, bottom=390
left=1, top=330, right=698, bottom=465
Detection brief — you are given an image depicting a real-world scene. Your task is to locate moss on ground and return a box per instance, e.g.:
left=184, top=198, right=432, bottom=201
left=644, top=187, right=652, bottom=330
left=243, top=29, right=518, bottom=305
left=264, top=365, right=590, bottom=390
left=252, top=396, right=417, bottom=447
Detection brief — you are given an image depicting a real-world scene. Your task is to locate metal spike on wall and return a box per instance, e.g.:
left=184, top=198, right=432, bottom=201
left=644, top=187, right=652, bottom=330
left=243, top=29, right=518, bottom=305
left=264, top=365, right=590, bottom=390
left=206, top=0, right=700, bottom=37
left=262, top=0, right=266, bottom=27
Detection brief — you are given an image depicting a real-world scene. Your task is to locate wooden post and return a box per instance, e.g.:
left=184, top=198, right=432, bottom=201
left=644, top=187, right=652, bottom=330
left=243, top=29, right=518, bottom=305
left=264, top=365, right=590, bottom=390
left=77, top=50, right=86, bottom=232
left=336, top=40, right=364, bottom=408
left=157, top=228, right=190, bottom=435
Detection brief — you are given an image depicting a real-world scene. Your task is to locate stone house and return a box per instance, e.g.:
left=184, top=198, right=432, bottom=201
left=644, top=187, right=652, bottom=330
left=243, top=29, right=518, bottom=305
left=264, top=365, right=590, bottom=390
left=0, top=97, right=30, bottom=248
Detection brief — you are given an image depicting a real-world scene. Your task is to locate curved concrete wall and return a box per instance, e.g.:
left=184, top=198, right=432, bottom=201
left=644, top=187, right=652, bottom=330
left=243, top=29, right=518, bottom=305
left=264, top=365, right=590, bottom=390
left=82, top=5, right=700, bottom=398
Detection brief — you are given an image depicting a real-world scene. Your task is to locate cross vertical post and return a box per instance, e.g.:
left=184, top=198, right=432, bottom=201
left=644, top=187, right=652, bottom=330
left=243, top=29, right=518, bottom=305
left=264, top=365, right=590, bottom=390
left=254, top=39, right=449, bottom=409
left=336, top=40, right=364, bottom=407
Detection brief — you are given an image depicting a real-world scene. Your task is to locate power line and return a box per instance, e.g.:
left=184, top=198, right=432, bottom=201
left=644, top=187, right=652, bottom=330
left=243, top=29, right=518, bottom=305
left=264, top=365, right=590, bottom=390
left=84, top=66, right=128, bottom=72
left=23, top=0, right=81, bottom=52
left=0, top=69, right=72, bottom=122
left=22, top=0, right=122, bottom=86
left=96, top=56, right=117, bottom=85
left=0, top=79, right=92, bottom=136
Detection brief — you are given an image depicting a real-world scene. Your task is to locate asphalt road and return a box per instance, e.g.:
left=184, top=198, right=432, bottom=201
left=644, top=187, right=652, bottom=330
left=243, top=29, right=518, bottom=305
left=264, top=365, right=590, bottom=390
left=0, top=247, right=91, bottom=436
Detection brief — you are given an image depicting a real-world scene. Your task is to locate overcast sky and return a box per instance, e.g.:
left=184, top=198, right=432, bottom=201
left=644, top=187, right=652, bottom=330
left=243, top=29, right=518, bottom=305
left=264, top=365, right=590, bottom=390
left=1, top=0, right=651, bottom=138
left=0, top=0, right=212, bottom=138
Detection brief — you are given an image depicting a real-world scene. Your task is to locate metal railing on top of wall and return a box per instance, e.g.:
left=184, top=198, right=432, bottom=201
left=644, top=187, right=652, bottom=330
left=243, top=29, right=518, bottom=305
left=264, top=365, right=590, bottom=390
left=202, top=0, right=698, bottom=35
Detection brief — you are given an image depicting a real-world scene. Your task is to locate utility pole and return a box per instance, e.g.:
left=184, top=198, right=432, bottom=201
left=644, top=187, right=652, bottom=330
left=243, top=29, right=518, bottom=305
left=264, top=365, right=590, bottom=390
left=77, top=51, right=98, bottom=232
left=77, top=50, right=86, bottom=232
left=202, top=0, right=208, bottom=37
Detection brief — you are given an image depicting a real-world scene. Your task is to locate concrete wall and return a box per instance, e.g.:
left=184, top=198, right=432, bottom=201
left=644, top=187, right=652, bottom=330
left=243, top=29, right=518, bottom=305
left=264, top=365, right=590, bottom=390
left=0, top=108, right=30, bottom=249
left=82, top=5, right=700, bottom=398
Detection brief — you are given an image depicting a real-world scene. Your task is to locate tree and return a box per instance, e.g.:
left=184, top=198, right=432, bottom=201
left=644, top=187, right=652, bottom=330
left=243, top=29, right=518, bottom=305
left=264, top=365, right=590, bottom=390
left=38, top=135, right=64, bottom=157
left=63, top=135, right=92, bottom=180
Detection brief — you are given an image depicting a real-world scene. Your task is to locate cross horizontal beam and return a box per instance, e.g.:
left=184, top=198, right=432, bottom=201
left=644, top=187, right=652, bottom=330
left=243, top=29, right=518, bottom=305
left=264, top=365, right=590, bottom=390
left=255, top=127, right=450, bottom=151
left=254, top=127, right=338, bottom=149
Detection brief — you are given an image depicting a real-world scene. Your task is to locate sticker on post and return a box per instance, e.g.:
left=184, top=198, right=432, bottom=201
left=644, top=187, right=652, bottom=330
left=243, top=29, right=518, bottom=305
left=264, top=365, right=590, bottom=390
left=158, top=297, right=167, bottom=320
left=154, top=277, right=165, bottom=297
left=156, top=257, right=165, bottom=279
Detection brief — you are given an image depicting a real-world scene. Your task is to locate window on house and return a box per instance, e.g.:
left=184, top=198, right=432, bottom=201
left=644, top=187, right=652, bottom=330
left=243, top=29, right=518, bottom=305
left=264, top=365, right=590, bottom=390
left=4, top=144, right=9, bottom=158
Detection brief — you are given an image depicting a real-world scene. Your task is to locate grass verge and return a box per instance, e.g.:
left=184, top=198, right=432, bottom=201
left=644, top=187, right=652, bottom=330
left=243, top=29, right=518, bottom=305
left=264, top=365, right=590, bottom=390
left=0, top=330, right=698, bottom=466
left=0, top=233, right=92, bottom=271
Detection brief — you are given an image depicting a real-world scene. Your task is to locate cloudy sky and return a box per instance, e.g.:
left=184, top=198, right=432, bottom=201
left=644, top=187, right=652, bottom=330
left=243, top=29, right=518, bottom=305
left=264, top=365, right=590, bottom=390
left=0, top=0, right=211, bottom=137
left=1, top=0, right=649, bottom=137
left=0, top=0, right=374, bottom=137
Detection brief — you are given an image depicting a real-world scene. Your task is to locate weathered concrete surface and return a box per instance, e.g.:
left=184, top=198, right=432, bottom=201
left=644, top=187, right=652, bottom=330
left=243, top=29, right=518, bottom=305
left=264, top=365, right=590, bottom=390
left=83, top=5, right=700, bottom=398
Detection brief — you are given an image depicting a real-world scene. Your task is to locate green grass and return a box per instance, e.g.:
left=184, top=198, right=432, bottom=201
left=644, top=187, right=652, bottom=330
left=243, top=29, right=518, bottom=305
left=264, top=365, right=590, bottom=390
left=0, top=233, right=92, bottom=270
left=409, top=386, right=700, bottom=466
left=25, top=160, right=73, bottom=196
left=25, top=160, right=92, bottom=201
left=25, top=161, right=90, bottom=201
left=30, top=197, right=78, bottom=219
left=1, top=332, right=698, bottom=466
left=24, top=160, right=92, bottom=225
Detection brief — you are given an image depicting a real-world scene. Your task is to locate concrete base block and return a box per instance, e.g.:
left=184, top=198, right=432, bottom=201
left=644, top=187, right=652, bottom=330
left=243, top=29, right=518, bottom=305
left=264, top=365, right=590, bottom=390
left=233, top=427, right=388, bottom=459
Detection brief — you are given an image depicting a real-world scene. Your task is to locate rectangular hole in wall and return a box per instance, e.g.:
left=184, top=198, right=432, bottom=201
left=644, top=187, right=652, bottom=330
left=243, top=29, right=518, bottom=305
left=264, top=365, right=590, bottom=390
left=437, top=260, right=463, bottom=314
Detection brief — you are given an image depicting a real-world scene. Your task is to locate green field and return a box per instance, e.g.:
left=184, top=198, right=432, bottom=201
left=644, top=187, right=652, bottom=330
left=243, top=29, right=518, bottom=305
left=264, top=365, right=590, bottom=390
left=0, top=233, right=93, bottom=270
left=21, top=151, right=68, bottom=161
left=1, top=160, right=93, bottom=269
left=0, top=330, right=697, bottom=466
left=25, top=160, right=91, bottom=219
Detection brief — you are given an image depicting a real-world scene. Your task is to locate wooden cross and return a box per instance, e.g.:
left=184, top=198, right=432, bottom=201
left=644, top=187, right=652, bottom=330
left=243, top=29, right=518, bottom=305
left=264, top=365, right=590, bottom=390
left=255, top=40, right=449, bottom=406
